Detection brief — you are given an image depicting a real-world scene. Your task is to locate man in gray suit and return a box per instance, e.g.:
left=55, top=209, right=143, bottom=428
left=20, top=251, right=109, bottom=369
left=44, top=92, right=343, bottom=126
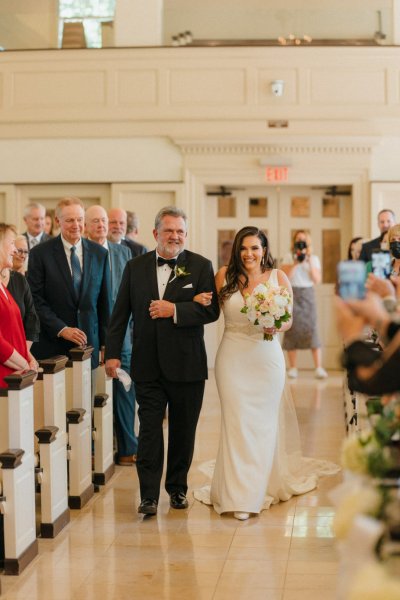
left=23, top=202, right=52, bottom=250
left=85, top=205, right=138, bottom=466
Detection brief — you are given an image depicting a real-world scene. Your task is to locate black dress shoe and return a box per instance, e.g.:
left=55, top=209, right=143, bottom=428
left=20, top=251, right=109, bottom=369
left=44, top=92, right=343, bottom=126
left=169, top=491, right=189, bottom=509
left=138, top=498, right=158, bottom=515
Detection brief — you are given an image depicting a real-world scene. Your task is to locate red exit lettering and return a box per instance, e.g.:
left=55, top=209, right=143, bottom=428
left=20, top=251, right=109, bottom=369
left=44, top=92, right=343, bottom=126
left=265, top=167, right=289, bottom=182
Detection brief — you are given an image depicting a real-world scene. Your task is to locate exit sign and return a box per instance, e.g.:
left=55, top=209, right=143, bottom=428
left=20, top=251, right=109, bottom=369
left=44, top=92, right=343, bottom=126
left=265, top=166, right=289, bottom=182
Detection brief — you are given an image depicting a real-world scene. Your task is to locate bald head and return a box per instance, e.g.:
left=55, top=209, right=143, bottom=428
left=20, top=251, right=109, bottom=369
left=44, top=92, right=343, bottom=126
left=85, top=205, right=108, bottom=245
left=108, top=208, right=127, bottom=243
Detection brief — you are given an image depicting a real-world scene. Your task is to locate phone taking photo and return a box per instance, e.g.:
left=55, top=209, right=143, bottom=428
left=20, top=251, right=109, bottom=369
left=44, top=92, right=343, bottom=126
left=371, top=250, right=391, bottom=279
left=337, top=260, right=367, bottom=300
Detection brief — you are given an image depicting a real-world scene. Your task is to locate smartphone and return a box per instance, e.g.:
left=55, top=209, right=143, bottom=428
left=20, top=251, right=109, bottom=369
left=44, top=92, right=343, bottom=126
left=371, top=250, right=391, bottom=279
left=337, top=260, right=367, bottom=300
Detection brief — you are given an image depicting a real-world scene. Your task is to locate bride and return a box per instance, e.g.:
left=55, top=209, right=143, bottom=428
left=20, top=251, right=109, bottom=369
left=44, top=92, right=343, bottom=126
left=193, top=226, right=339, bottom=520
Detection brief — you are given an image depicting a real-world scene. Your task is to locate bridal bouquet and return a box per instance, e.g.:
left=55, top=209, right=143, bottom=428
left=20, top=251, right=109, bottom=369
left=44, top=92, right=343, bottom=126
left=241, top=282, right=292, bottom=340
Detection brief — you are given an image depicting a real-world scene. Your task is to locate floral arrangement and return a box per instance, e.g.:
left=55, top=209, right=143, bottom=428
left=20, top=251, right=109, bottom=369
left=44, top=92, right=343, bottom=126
left=240, top=282, right=292, bottom=340
left=332, top=393, right=400, bottom=597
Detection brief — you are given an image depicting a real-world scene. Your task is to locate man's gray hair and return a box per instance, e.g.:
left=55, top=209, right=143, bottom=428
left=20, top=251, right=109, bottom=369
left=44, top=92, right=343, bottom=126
left=154, top=206, right=187, bottom=230
left=23, top=202, right=46, bottom=218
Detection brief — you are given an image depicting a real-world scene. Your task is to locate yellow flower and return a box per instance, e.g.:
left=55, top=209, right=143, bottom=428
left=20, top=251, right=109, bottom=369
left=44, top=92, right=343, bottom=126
left=333, top=487, right=381, bottom=539
left=349, top=563, right=400, bottom=600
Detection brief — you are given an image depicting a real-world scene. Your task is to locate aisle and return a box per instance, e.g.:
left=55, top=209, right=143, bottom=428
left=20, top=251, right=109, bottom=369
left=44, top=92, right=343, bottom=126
left=0, top=370, right=344, bottom=600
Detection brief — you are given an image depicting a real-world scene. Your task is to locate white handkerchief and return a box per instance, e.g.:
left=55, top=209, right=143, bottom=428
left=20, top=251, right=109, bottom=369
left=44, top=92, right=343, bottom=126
left=183, top=283, right=193, bottom=288
left=116, top=368, right=132, bottom=392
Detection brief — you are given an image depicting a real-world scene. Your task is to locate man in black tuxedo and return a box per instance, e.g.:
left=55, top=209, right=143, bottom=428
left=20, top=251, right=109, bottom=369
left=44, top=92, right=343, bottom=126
left=105, top=206, right=219, bottom=516
left=359, top=208, right=396, bottom=263
left=28, top=197, right=111, bottom=370
left=108, top=207, right=147, bottom=258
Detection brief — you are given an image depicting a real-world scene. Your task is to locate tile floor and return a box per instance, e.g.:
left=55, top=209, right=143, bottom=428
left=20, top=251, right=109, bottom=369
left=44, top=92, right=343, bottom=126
left=0, top=370, right=345, bottom=599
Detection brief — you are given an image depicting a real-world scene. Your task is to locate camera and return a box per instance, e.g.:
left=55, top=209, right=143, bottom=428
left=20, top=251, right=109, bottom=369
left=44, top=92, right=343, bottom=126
left=294, top=240, right=307, bottom=262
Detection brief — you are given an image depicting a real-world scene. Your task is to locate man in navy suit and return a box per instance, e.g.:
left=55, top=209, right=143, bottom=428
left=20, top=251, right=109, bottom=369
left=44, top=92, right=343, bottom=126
left=28, top=197, right=111, bottom=370
left=105, top=206, right=219, bottom=516
left=85, top=205, right=138, bottom=466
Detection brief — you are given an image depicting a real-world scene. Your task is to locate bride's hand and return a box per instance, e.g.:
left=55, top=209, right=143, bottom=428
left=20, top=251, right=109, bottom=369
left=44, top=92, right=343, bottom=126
left=193, top=292, right=213, bottom=306
left=263, top=327, right=276, bottom=336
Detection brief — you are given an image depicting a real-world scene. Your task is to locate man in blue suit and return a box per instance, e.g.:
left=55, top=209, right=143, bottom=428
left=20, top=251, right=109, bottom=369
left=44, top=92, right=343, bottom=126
left=85, top=205, right=138, bottom=466
left=28, top=197, right=111, bottom=371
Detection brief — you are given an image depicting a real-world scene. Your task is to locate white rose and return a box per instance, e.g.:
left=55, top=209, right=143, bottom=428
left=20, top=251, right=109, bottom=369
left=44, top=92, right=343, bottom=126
left=260, top=313, right=275, bottom=328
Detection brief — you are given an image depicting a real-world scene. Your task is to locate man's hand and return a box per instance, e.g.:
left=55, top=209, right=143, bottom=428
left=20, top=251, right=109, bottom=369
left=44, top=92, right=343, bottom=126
left=105, top=358, right=121, bottom=378
left=60, top=327, right=87, bottom=346
left=149, top=299, right=175, bottom=319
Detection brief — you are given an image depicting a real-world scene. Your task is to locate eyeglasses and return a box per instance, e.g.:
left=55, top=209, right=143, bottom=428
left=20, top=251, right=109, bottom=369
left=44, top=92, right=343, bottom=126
left=16, top=249, right=29, bottom=256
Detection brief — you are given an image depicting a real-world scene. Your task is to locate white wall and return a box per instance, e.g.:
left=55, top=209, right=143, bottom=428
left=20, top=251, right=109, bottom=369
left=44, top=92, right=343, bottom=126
left=0, top=138, right=182, bottom=184
left=163, top=0, right=393, bottom=44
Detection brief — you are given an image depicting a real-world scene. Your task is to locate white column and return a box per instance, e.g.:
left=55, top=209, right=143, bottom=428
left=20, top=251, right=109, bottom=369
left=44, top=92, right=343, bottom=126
left=393, top=0, right=400, bottom=44
left=113, top=0, right=163, bottom=47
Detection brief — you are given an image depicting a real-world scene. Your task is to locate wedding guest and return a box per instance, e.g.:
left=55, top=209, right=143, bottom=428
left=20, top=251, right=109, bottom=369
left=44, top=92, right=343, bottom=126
left=126, top=210, right=148, bottom=252
left=105, top=206, right=219, bottom=516
left=281, top=230, right=327, bottom=379
left=108, top=208, right=147, bottom=258
left=359, top=209, right=395, bottom=263
left=22, top=202, right=52, bottom=250
left=0, top=223, right=38, bottom=388
left=85, top=205, right=138, bottom=466
left=44, top=211, right=55, bottom=236
left=347, top=236, right=364, bottom=260
left=336, top=293, right=400, bottom=395
left=12, top=235, right=30, bottom=274
left=193, top=226, right=338, bottom=520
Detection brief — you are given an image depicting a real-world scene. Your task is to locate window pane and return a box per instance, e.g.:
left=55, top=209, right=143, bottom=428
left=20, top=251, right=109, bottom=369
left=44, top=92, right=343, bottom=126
left=218, top=196, right=236, bottom=218
left=291, top=196, right=310, bottom=218
left=249, top=197, right=268, bottom=217
left=322, top=229, right=341, bottom=283
left=322, top=196, right=340, bottom=217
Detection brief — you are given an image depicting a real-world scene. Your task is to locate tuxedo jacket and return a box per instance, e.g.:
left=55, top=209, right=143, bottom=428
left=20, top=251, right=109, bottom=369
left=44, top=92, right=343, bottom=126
left=105, top=249, right=220, bottom=382
left=23, top=231, right=52, bottom=250
left=28, top=235, right=111, bottom=368
left=359, top=236, right=382, bottom=263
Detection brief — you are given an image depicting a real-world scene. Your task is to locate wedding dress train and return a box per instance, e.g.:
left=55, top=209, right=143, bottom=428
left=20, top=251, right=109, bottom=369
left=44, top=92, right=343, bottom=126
left=194, top=269, right=339, bottom=515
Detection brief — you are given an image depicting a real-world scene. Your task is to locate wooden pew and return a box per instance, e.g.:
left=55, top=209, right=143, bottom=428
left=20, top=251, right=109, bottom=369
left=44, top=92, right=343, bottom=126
left=65, top=347, right=94, bottom=509
left=0, top=371, right=38, bottom=575
left=34, top=356, right=70, bottom=538
left=94, top=365, right=115, bottom=485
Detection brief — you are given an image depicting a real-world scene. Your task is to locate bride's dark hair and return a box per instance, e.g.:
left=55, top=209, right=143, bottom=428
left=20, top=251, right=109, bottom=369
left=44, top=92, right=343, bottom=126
left=219, top=226, right=275, bottom=303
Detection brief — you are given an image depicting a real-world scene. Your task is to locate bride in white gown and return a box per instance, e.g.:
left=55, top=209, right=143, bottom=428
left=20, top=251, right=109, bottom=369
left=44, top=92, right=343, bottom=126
left=193, top=226, right=339, bottom=520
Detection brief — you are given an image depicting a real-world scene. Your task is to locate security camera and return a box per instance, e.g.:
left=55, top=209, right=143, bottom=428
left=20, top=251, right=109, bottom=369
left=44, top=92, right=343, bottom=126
left=271, top=80, right=284, bottom=97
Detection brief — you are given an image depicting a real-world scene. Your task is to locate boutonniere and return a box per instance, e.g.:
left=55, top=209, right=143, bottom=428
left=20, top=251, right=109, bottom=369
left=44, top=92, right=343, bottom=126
left=170, top=265, right=191, bottom=283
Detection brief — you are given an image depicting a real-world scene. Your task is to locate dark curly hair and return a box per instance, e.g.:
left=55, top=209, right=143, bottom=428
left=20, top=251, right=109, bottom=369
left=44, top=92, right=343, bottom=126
left=219, top=226, right=275, bottom=303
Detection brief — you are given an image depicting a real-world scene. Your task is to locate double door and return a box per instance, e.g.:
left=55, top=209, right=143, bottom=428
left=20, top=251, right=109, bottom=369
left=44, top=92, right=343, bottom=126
left=204, top=185, right=352, bottom=368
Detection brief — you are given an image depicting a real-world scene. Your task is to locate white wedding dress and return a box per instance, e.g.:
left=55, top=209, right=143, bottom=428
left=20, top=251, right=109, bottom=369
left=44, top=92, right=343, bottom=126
left=194, top=269, right=339, bottom=515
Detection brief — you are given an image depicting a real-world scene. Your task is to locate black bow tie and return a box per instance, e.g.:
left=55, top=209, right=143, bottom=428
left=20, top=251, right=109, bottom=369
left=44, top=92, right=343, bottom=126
left=157, top=257, right=177, bottom=268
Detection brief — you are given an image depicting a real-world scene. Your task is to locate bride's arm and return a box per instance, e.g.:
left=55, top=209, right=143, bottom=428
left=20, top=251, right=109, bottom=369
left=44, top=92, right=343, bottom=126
left=193, top=267, right=226, bottom=305
left=276, top=269, right=294, bottom=332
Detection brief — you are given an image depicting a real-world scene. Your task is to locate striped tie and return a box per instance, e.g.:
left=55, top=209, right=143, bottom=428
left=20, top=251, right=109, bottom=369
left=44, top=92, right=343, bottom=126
left=70, top=246, right=82, bottom=297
